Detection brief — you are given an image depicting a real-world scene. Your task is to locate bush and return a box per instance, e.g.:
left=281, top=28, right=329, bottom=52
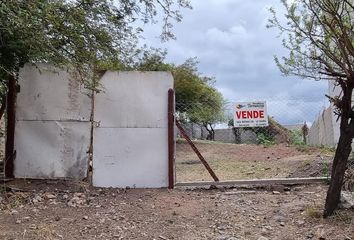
left=256, top=132, right=275, bottom=147
left=289, top=130, right=304, bottom=146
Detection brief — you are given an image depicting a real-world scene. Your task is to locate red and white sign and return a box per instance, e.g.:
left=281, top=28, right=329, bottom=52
left=233, top=101, right=268, bottom=127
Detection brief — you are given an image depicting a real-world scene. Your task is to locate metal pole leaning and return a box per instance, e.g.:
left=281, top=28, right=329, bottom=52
left=175, top=120, right=219, bottom=182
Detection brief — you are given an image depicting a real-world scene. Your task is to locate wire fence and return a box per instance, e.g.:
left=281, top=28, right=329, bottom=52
left=174, top=96, right=354, bottom=184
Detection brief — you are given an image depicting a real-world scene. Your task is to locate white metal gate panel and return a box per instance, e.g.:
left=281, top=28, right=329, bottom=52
left=93, top=71, right=173, bottom=188
left=14, top=64, right=91, bottom=179
left=14, top=121, right=90, bottom=178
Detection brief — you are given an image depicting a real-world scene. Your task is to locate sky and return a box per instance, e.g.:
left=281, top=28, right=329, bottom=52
left=141, top=0, right=329, bottom=125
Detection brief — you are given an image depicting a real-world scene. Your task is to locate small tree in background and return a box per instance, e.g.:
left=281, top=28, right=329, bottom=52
left=136, top=51, right=227, bottom=139
left=187, top=86, right=226, bottom=140
left=268, top=0, right=354, bottom=216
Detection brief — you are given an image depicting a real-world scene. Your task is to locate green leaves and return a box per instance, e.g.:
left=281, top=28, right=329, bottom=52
left=134, top=50, right=226, bottom=127
left=269, top=0, right=354, bottom=81
left=0, top=0, right=190, bottom=94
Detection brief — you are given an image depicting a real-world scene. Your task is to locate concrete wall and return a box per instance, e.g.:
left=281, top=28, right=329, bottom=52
left=308, top=107, right=335, bottom=147
left=214, top=129, right=257, bottom=144
left=180, top=123, right=257, bottom=144
left=14, top=64, right=91, bottom=179
left=308, top=80, right=354, bottom=148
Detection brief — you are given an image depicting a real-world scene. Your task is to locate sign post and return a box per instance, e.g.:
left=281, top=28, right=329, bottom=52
left=233, top=101, right=268, bottom=127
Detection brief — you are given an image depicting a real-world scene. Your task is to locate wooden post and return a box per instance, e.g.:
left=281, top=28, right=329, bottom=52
left=5, top=75, right=16, bottom=178
left=176, top=120, right=219, bottom=182
left=168, top=89, right=175, bottom=189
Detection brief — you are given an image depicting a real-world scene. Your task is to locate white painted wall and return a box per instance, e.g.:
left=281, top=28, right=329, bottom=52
left=92, top=71, right=173, bottom=188
left=328, top=80, right=341, bottom=145
left=308, top=80, right=354, bottom=148
left=14, top=64, right=91, bottom=179
left=308, top=107, right=335, bottom=147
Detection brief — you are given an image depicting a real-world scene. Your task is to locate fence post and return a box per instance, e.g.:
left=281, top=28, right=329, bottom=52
left=168, top=89, right=175, bottom=189
left=5, top=75, right=16, bottom=178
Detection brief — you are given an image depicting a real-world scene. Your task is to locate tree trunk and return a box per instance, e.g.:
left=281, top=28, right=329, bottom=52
left=209, top=124, right=215, bottom=141
left=324, top=84, right=353, bottom=217
left=232, top=127, right=241, bottom=144
left=302, top=122, right=308, bottom=145
left=204, top=123, right=215, bottom=141
left=324, top=132, right=352, bottom=217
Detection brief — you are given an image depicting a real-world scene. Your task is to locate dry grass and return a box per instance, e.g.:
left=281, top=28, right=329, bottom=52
left=176, top=140, right=331, bottom=182
left=304, top=206, right=322, bottom=219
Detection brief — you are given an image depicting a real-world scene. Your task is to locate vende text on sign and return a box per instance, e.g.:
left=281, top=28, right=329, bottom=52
left=233, top=101, right=268, bottom=127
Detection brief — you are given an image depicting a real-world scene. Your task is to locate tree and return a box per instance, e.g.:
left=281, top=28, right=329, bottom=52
left=187, top=85, right=226, bottom=140
left=268, top=0, right=354, bottom=216
left=0, top=0, right=191, bottom=177
left=135, top=51, right=226, bottom=140
left=0, top=0, right=191, bottom=92
left=228, top=119, right=241, bottom=144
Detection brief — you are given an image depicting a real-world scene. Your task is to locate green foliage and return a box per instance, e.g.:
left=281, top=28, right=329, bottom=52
left=256, top=132, right=275, bottom=147
left=289, top=130, right=310, bottom=152
left=268, top=0, right=354, bottom=82
left=289, top=130, right=304, bottom=146
left=0, top=0, right=191, bottom=96
left=322, top=161, right=330, bottom=181
left=135, top=50, right=226, bottom=128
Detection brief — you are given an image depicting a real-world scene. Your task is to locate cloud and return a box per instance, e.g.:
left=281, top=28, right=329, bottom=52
left=141, top=0, right=329, bottom=124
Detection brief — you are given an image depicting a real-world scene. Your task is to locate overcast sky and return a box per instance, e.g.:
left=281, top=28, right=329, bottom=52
left=141, top=0, right=329, bottom=125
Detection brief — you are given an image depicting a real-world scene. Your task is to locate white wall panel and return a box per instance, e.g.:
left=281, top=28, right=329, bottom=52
left=93, top=71, right=173, bottom=188
left=14, top=121, right=90, bottom=179
left=92, top=128, right=168, bottom=188
left=17, top=64, right=91, bottom=121
left=95, top=71, right=173, bottom=128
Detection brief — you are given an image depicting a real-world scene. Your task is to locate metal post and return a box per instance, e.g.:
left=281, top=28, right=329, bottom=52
left=5, top=75, right=16, bottom=178
left=168, top=89, right=175, bottom=189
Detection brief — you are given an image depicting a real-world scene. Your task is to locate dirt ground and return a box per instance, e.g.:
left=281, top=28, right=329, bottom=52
left=176, top=141, right=333, bottom=182
left=0, top=180, right=353, bottom=240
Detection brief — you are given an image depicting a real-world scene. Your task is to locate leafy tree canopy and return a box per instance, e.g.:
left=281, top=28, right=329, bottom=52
left=135, top=50, right=226, bottom=129
left=0, top=0, right=191, bottom=93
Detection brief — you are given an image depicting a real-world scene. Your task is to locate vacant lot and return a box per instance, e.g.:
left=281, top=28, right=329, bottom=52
left=0, top=180, right=353, bottom=240
left=176, top=140, right=333, bottom=182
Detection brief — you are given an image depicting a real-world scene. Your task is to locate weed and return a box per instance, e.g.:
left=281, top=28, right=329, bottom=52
left=257, top=133, right=275, bottom=147
left=290, top=130, right=305, bottom=146
left=320, top=147, right=336, bottom=156
left=289, top=130, right=310, bottom=153
left=304, top=207, right=322, bottom=218
left=322, top=161, right=331, bottom=183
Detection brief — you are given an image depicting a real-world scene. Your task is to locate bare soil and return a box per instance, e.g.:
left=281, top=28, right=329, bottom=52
left=176, top=141, right=333, bottom=182
left=0, top=180, right=353, bottom=240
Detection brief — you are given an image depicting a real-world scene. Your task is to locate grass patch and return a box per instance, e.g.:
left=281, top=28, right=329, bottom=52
left=320, top=147, right=336, bottom=156
left=289, top=130, right=311, bottom=153
left=304, top=207, right=322, bottom=219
